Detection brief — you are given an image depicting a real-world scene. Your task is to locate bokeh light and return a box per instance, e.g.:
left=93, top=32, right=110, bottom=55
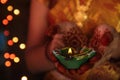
left=2, top=19, right=9, bottom=25
left=6, top=15, right=13, bottom=21
left=4, top=30, right=10, bottom=36
left=10, top=53, right=16, bottom=59
left=5, top=60, right=11, bottom=67
left=12, top=37, right=19, bottom=43
left=14, top=9, right=20, bottom=15
left=14, top=57, right=20, bottom=63
left=8, top=40, right=14, bottom=46
left=19, top=43, right=26, bottom=49
left=116, top=21, right=120, bottom=32
left=7, top=5, right=13, bottom=11
left=21, top=76, right=28, bottom=80
left=1, top=0, right=8, bottom=4
left=4, top=52, right=10, bottom=59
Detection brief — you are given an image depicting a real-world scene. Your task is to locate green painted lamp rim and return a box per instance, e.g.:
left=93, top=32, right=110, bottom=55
left=53, top=50, right=96, bottom=69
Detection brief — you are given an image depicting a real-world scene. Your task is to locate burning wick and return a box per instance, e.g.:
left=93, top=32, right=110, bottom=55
left=68, top=48, right=72, bottom=54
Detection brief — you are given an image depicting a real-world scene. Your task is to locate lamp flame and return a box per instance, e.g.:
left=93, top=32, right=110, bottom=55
left=68, top=48, right=72, bottom=54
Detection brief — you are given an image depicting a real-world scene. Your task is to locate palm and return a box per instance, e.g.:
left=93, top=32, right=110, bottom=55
left=47, top=23, right=114, bottom=80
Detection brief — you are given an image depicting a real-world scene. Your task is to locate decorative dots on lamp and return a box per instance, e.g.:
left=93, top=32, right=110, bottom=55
left=10, top=53, right=16, bottom=60
left=2, top=19, right=9, bottom=25
left=5, top=60, right=11, bottom=67
left=19, top=43, right=26, bottom=50
left=8, top=40, right=14, bottom=46
left=14, top=57, right=20, bottom=63
left=0, top=0, right=8, bottom=4
left=4, top=30, right=10, bottom=36
left=21, top=76, right=28, bottom=80
left=7, top=5, right=13, bottom=12
left=4, top=52, right=10, bottom=59
left=14, top=9, right=20, bottom=15
left=12, top=37, right=19, bottom=43
left=6, top=15, right=13, bottom=21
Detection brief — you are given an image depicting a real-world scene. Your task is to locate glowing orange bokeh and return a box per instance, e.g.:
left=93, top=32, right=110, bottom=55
left=7, top=5, right=13, bottom=11
left=1, top=0, right=8, bottom=4
left=10, top=53, right=16, bottom=59
left=7, top=15, right=13, bottom=21
left=5, top=60, right=11, bottom=67
left=4, top=52, right=10, bottom=59
left=2, top=19, right=8, bottom=25
left=8, top=40, right=14, bottom=46
left=4, top=30, right=10, bottom=36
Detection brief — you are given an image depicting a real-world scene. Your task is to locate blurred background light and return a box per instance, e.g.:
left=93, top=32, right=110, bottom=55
left=14, top=9, right=20, bottom=15
left=4, top=52, right=10, bottom=59
left=19, top=43, right=26, bottom=49
left=10, top=53, right=16, bottom=60
left=14, top=57, right=20, bottom=63
left=6, top=15, right=13, bottom=21
left=116, top=21, right=120, bottom=32
left=1, top=0, right=8, bottom=4
left=7, top=5, right=13, bottom=11
left=4, top=30, right=10, bottom=36
left=12, top=37, right=19, bottom=43
left=2, top=19, right=9, bottom=25
left=8, top=40, right=14, bottom=46
left=5, top=60, right=11, bottom=67
left=21, top=76, right=28, bottom=80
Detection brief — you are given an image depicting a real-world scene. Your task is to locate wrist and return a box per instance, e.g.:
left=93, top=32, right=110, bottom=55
left=37, top=0, right=46, bottom=4
left=36, top=0, right=49, bottom=7
left=37, top=0, right=58, bottom=9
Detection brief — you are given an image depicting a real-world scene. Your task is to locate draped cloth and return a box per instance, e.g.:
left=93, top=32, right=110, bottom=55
left=49, top=0, right=120, bottom=33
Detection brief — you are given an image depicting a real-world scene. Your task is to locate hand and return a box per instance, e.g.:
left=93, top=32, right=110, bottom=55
left=54, top=61, right=93, bottom=80
left=47, top=34, right=65, bottom=62
left=47, top=34, right=96, bottom=80
left=46, top=22, right=100, bottom=80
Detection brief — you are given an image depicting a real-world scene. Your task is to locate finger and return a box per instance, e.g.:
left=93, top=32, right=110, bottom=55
left=55, top=62, right=66, bottom=73
left=89, top=53, right=101, bottom=64
left=67, top=69, right=81, bottom=80
left=79, top=64, right=91, bottom=74
left=47, top=51, right=57, bottom=62
left=69, top=69, right=76, bottom=75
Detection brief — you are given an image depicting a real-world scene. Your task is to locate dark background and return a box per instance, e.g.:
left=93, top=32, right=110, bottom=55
left=0, top=0, right=45, bottom=80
